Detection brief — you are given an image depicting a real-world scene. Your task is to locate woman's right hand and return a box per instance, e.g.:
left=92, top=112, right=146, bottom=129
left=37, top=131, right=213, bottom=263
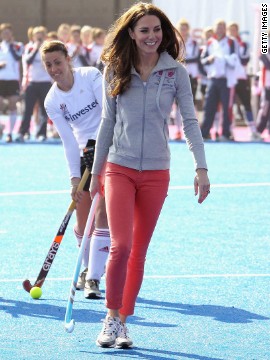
left=70, top=177, right=83, bottom=204
left=90, top=174, right=104, bottom=199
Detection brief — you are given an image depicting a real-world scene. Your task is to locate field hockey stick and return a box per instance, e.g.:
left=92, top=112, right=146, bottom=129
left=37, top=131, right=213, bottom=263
left=64, top=192, right=100, bottom=333
left=22, top=168, right=90, bottom=293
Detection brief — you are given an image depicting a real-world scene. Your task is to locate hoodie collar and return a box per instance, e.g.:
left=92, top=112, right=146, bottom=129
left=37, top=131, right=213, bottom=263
left=131, top=51, right=178, bottom=75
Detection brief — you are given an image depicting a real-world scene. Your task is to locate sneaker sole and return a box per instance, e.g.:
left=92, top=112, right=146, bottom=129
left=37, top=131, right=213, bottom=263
left=96, top=340, right=115, bottom=348
left=84, top=292, right=102, bottom=299
left=76, top=287, right=84, bottom=290
left=115, top=342, right=133, bottom=349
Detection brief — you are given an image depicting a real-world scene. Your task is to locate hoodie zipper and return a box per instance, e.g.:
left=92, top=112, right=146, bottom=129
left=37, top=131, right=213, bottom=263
left=139, top=81, right=147, bottom=171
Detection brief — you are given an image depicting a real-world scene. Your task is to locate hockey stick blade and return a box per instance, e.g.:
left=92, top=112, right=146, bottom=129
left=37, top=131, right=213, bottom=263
left=22, top=278, right=45, bottom=292
left=22, top=169, right=90, bottom=293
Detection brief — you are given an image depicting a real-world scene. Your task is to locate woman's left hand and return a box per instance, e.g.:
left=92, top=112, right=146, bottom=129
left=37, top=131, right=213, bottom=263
left=194, top=168, right=210, bottom=204
left=89, top=174, right=104, bottom=199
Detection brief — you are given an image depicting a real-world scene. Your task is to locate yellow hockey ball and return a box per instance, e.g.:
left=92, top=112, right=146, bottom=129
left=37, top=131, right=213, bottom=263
left=30, top=286, right=42, bottom=299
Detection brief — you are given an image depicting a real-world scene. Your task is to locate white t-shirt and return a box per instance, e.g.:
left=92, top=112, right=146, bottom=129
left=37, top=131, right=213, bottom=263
left=89, top=43, right=103, bottom=66
left=25, top=48, right=51, bottom=82
left=185, top=36, right=200, bottom=78
left=44, top=66, right=103, bottom=178
left=0, top=40, right=24, bottom=80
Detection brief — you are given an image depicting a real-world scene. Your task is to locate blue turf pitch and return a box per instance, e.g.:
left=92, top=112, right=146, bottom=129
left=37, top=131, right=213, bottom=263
left=1, top=140, right=270, bottom=359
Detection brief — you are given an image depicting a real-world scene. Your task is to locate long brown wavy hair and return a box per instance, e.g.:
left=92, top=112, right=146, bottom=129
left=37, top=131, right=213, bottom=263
left=101, top=2, right=185, bottom=96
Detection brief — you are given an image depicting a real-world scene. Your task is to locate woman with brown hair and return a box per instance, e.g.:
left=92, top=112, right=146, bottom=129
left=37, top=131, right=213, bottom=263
left=90, top=2, right=210, bottom=348
left=40, top=40, right=110, bottom=299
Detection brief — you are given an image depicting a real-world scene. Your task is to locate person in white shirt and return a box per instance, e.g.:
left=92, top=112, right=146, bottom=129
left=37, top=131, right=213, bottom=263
left=16, top=26, right=52, bottom=142
left=228, top=22, right=262, bottom=141
left=176, top=18, right=200, bottom=100
left=200, top=19, right=238, bottom=141
left=172, top=19, right=200, bottom=140
left=80, top=25, right=93, bottom=48
left=41, top=40, right=110, bottom=299
left=57, top=23, right=71, bottom=44
left=0, top=23, right=24, bottom=143
left=66, top=25, right=90, bottom=68
left=88, top=27, right=106, bottom=68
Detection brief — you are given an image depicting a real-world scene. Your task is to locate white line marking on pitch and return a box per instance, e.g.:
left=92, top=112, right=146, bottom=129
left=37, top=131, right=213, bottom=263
left=0, top=190, right=69, bottom=197
left=3, top=274, right=270, bottom=283
left=1, top=183, right=270, bottom=197
left=169, top=182, right=270, bottom=190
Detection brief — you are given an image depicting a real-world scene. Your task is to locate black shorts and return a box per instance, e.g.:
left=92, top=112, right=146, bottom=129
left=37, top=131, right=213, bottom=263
left=80, top=139, right=96, bottom=191
left=0, top=80, right=20, bottom=97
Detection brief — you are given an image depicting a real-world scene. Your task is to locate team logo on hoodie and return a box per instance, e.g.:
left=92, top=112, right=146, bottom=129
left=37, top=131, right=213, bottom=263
left=155, top=70, right=175, bottom=87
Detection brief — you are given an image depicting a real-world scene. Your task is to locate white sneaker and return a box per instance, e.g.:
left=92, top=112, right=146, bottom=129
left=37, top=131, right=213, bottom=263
left=76, top=268, right=87, bottom=290
left=84, top=279, right=101, bottom=299
left=115, top=322, right=133, bottom=348
left=250, top=132, right=263, bottom=142
left=96, top=316, right=120, bottom=347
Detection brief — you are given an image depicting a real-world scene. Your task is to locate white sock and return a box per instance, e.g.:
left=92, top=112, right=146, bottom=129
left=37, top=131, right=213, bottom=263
left=213, top=111, right=220, bottom=133
left=247, top=121, right=257, bottom=133
left=86, top=228, right=110, bottom=281
left=9, top=110, right=17, bottom=134
left=73, top=226, right=91, bottom=269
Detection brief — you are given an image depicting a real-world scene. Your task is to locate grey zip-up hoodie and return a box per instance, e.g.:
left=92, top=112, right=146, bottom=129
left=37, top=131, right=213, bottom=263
left=92, top=51, right=207, bottom=175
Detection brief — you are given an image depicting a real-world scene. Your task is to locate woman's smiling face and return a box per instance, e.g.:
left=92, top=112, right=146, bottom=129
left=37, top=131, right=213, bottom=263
left=43, top=51, right=71, bottom=83
left=129, top=15, right=163, bottom=56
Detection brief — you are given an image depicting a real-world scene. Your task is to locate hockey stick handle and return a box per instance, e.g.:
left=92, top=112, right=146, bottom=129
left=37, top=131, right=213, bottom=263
left=64, top=192, right=100, bottom=332
left=68, top=168, right=90, bottom=212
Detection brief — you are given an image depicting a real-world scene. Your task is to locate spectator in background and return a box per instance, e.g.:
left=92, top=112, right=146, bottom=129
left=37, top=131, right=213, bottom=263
left=47, top=31, right=58, bottom=41
left=57, top=23, right=71, bottom=44
left=200, top=19, right=238, bottom=141
left=80, top=25, right=93, bottom=66
left=89, top=27, right=106, bottom=68
left=80, top=25, right=93, bottom=48
left=21, top=27, right=34, bottom=92
left=21, top=26, right=35, bottom=140
left=176, top=18, right=200, bottom=101
left=199, top=26, right=214, bottom=100
left=256, top=31, right=270, bottom=138
left=171, top=19, right=200, bottom=140
left=0, top=23, right=24, bottom=143
left=228, top=22, right=262, bottom=141
left=16, top=26, right=52, bottom=142
left=66, top=24, right=89, bottom=67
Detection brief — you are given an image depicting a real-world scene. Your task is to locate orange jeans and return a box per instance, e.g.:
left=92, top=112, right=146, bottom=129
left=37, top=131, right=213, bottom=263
left=104, top=162, right=170, bottom=315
